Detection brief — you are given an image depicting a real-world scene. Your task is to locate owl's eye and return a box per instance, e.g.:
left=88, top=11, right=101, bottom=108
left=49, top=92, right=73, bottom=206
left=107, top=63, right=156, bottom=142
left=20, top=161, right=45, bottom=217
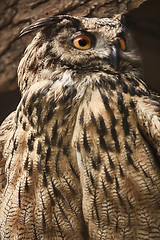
left=119, top=37, right=126, bottom=51
left=73, top=35, right=91, bottom=50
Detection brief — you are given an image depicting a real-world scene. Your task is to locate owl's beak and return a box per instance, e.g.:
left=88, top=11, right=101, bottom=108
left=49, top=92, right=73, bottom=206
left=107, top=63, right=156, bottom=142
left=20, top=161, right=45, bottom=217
left=110, top=46, right=120, bottom=71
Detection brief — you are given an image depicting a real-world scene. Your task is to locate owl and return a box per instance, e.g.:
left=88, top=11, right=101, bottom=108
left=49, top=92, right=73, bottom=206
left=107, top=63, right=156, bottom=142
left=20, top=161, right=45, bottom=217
left=0, top=14, right=160, bottom=240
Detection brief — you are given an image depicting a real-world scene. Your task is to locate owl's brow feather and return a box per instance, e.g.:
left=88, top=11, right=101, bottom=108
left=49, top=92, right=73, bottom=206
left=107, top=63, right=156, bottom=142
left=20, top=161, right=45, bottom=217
left=19, top=16, right=81, bottom=37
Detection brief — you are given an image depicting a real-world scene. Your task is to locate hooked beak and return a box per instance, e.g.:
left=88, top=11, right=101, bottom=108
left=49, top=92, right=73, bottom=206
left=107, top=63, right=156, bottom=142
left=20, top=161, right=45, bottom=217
left=110, top=46, right=120, bottom=71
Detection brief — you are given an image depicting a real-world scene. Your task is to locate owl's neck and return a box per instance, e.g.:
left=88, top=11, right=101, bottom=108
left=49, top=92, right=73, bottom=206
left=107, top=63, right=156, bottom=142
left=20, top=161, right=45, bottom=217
left=56, top=69, right=149, bottom=102
left=18, top=65, right=149, bottom=133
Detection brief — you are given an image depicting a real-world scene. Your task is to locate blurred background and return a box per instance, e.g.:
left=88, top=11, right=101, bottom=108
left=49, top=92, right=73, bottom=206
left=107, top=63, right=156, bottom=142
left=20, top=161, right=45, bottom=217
left=0, top=0, right=159, bottom=124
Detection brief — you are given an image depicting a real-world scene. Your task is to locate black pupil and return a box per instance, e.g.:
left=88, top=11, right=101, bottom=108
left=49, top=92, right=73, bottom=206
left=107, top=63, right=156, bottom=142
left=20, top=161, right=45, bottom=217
left=79, top=38, right=87, bottom=47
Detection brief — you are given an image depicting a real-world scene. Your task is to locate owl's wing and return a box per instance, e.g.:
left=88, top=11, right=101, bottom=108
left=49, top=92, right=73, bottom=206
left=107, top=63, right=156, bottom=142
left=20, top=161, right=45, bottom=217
left=134, top=95, right=160, bottom=156
left=0, top=111, right=16, bottom=201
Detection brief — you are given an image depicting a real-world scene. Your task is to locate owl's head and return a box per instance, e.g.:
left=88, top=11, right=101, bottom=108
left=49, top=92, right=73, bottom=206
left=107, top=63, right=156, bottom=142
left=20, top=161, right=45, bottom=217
left=18, top=15, right=142, bottom=94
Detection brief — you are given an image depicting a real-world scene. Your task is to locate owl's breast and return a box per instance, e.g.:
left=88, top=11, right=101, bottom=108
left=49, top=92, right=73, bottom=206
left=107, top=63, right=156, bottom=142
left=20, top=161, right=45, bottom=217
left=72, top=85, right=160, bottom=239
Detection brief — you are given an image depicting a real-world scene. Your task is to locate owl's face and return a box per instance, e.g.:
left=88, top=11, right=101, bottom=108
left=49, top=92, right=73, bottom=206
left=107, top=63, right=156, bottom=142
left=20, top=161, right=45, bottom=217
left=18, top=15, right=142, bottom=94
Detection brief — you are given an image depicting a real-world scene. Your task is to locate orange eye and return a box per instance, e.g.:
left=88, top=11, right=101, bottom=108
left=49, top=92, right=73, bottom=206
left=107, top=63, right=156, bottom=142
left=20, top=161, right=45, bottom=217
left=73, top=35, right=91, bottom=50
left=119, top=38, right=126, bottom=51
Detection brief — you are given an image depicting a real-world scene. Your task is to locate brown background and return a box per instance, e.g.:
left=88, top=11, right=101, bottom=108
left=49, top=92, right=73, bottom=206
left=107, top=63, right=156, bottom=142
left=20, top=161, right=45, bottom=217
left=0, top=0, right=160, bottom=124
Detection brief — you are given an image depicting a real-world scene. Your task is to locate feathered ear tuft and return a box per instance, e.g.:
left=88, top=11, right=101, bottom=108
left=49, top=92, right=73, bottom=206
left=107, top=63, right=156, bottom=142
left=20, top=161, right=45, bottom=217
left=19, top=16, right=63, bottom=37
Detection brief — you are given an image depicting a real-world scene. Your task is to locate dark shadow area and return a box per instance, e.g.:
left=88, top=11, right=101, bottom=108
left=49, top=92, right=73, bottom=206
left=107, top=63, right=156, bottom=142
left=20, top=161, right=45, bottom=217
left=127, top=0, right=160, bottom=93
left=0, top=88, right=21, bottom=124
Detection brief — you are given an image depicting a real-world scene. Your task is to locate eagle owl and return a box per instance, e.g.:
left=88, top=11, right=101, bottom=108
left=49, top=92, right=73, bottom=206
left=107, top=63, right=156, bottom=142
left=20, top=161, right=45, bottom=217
left=0, top=15, right=160, bottom=240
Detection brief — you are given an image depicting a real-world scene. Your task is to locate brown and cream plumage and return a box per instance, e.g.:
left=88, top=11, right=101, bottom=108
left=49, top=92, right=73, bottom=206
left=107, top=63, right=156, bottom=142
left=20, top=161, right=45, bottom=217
left=0, top=15, right=160, bottom=239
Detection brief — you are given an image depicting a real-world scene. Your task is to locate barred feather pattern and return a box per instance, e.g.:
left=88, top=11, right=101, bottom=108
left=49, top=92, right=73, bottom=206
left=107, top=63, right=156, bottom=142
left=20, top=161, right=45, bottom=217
left=0, top=15, right=160, bottom=240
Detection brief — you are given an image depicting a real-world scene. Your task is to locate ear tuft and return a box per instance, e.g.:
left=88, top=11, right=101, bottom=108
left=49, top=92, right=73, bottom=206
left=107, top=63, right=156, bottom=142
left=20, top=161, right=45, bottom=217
left=19, top=16, right=62, bottom=37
